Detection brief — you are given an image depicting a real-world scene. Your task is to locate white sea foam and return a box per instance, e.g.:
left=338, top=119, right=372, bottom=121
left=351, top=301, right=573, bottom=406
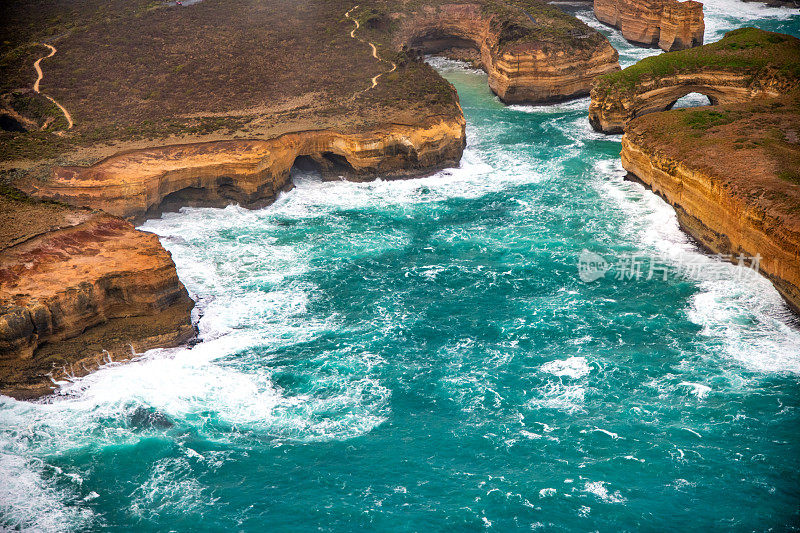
left=539, top=488, right=557, bottom=498
left=0, top=450, right=94, bottom=532
left=679, top=381, right=712, bottom=399
left=583, top=481, right=626, bottom=504
left=527, top=383, right=586, bottom=413
left=507, top=97, right=590, bottom=115
left=540, top=357, right=591, bottom=379
left=671, top=93, right=712, bottom=109
left=581, top=427, right=622, bottom=440
left=424, top=55, right=484, bottom=75
left=593, top=158, right=800, bottom=374
left=129, top=457, right=214, bottom=520
left=701, top=0, right=797, bottom=42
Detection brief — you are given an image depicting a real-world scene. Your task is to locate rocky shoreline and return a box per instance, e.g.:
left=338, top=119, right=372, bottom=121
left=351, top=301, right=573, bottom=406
left=620, top=98, right=800, bottom=313
left=394, top=2, right=620, bottom=103
left=24, top=117, right=467, bottom=224
left=0, top=195, right=195, bottom=399
left=1, top=113, right=466, bottom=398
left=588, top=28, right=800, bottom=313
left=1, top=0, right=624, bottom=397
left=2, top=0, right=798, bottom=398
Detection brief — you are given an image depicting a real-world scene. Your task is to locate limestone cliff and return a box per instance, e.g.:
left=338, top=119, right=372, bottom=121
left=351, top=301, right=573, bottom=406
left=589, top=28, right=800, bottom=133
left=620, top=99, right=800, bottom=313
left=23, top=116, right=466, bottom=223
left=594, top=0, right=704, bottom=51
left=0, top=196, right=194, bottom=399
left=393, top=2, right=620, bottom=104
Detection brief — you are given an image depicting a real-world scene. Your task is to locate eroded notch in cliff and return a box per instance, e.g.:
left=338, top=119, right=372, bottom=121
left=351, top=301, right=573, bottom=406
left=290, top=155, right=323, bottom=183
left=290, top=152, right=356, bottom=182
left=405, top=30, right=481, bottom=67
left=321, top=152, right=355, bottom=178
left=0, top=114, right=27, bottom=132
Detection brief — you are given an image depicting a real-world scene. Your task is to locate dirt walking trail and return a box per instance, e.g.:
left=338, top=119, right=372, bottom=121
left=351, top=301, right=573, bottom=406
left=33, top=43, right=74, bottom=130
left=345, top=6, right=397, bottom=91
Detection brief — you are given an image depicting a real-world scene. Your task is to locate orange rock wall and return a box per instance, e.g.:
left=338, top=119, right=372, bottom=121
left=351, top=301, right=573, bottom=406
left=621, top=134, right=800, bottom=313
left=27, top=116, right=467, bottom=223
left=594, top=0, right=704, bottom=51
left=396, top=3, right=620, bottom=103
left=0, top=209, right=194, bottom=398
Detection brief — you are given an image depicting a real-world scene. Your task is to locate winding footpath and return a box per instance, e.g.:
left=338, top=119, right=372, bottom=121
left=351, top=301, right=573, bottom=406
left=33, top=43, right=74, bottom=130
left=344, top=6, right=397, bottom=91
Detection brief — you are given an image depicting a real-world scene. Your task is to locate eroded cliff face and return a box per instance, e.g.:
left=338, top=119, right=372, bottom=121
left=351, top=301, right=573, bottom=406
left=395, top=3, right=620, bottom=104
left=24, top=116, right=466, bottom=223
left=588, top=28, right=800, bottom=133
left=589, top=70, right=789, bottom=133
left=621, top=127, right=800, bottom=314
left=594, top=0, right=704, bottom=51
left=0, top=199, right=194, bottom=399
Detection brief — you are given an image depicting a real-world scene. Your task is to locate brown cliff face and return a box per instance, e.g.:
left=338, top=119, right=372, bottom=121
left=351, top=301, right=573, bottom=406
left=0, top=197, right=194, bottom=399
left=620, top=101, right=800, bottom=314
left=590, top=70, right=790, bottom=133
left=395, top=3, right=620, bottom=104
left=23, top=117, right=466, bottom=223
left=594, top=0, right=704, bottom=51
left=589, top=29, right=800, bottom=134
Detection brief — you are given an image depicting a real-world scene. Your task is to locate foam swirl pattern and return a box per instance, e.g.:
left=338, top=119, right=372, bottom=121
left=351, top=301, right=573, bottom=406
left=1, top=2, right=799, bottom=530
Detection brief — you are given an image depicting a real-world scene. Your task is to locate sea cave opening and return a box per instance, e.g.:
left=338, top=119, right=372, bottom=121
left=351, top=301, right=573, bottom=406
left=290, top=155, right=323, bottom=184
left=406, top=30, right=481, bottom=65
left=321, top=152, right=355, bottom=177
left=290, top=152, right=356, bottom=183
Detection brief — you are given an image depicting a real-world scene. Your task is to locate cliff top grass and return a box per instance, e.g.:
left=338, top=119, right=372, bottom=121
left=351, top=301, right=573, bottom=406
left=626, top=93, right=800, bottom=219
left=482, top=0, right=605, bottom=49
left=594, top=28, right=800, bottom=96
left=0, top=0, right=608, bottom=169
left=0, top=0, right=465, bottom=166
left=0, top=183, right=81, bottom=250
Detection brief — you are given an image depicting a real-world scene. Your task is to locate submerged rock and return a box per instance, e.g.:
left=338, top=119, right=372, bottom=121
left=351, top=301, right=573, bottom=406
left=129, top=406, right=174, bottom=430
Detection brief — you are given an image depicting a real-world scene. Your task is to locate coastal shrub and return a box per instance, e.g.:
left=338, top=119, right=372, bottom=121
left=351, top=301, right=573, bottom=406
left=683, top=109, right=736, bottom=130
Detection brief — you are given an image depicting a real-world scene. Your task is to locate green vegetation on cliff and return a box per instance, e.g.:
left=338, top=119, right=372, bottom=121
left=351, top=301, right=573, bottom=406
left=594, top=28, right=800, bottom=95
left=627, top=93, right=800, bottom=209
left=482, top=0, right=604, bottom=49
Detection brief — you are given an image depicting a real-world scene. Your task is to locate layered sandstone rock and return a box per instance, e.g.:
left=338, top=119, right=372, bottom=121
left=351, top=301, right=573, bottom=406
left=24, top=116, right=466, bottom=223
left=594, top=0, right=704, bottom=51
left=589, top=28, right=800, bottom=133
left=620, top=101, right=800, bottom=313
left=0, top=197, right=194, bottom=398
left=395, top=2, right=620, bottom=104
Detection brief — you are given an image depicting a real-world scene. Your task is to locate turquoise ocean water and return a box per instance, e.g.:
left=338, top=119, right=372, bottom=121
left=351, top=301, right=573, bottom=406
left=2, top=2, right=800, bottom=530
